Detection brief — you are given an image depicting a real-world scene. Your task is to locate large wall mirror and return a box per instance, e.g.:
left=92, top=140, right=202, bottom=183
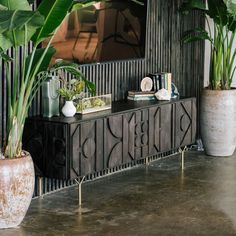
left=43, top=0, right=148, bottom=64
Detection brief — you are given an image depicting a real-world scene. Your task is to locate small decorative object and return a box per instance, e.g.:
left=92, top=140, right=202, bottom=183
left=127, top=90, right=156, bottom=101
left=76, top=94, right=112, bottom=114
left=42, top=76, right=60, bottom=118
left=171, top=82, right=179, bottom=98
left=155, top=88, right=171, bottom=101
left=140, top=77, right=153, bottom=91
left=61, top=101, right=77, bottom=117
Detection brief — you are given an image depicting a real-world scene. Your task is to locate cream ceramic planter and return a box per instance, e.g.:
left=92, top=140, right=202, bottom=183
left=200, top=89, right=236, bottom=156
left=0, top=153, right=35, bottom=229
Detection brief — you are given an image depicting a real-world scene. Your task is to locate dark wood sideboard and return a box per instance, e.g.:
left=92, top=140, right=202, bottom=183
left=23, top=97, right=196, bottom=180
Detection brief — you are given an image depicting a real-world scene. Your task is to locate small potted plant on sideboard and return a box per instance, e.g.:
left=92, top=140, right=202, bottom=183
left=57, top=78, right=86, bottom=117
left=181, top=0, right=236, bottom=156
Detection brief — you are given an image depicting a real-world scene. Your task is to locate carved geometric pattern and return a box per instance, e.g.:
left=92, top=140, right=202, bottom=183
left=51, top=137, right=66, bottom=179
left=82, top=138, right=96, bottom=159
left=135, top=121, right=149, bottom=147
left=175, top=101, right=193, bottom=148
left=128, top=113, right=135, bottom=160
left=133, top=109, right=149, bottom=160
left=179, top=102, right=192, bottom=145
left=70, top=120, right=102, bottom=178
left=148, top=107, right=161, bottom=156
left=153, top=108, right=161, bottom=152
left=106, top=115, right=123, bottom=168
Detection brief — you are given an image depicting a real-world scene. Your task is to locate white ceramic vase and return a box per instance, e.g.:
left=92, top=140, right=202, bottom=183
left=62, top=101, right=76, bottom=117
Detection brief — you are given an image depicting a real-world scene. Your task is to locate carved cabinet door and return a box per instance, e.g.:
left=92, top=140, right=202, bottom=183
left=105, top=109, right=150, bottom=167
left=174, top=99, right=196, bottom=148
left=123, top=109, right=149, bottom=162
left=105, top=114, right=123, bottom=168
left=149, top=104, right=172, bottom=156
left=24, top=121, right=69, bottom=180
left=70, top=119, right=104, bottom=178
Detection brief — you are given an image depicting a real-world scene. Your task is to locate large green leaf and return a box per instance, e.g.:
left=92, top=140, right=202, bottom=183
left=32, top=0, right=73, bottom=44
left=228, top=16, right=236, bottom=31
left=25, top=47, right=56, bottom=75
left=182, top=28, right=213, bottom=43
left=0, top=0, right=31, bottom=10
left=0, top=33, right=12, bottom=50
left=223, top=0, right=236, bottom=17
left=0, top=10, right=36, bottom=33
left=0, top=4, right=7, bottom=10
left=223, top=0, right=236, bottom=31
left=208, top=0, right=228, bottom=25
left=180, top=0, right=206, bottom=15
left=0, top=47, right=12, bottom=61
left=0, top=10, right=44, bottom=51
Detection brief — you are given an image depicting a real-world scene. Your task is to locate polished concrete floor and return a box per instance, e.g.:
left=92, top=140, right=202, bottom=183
left=2, top=151, right=236, bottom=235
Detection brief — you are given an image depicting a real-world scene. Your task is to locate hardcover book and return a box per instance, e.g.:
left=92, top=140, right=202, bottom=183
left=127, top=96, right=156, bottom=101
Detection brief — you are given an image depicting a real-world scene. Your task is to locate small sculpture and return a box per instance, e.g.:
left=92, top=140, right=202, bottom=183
left=140, top=77, right=153, bottom=91
left=171, top=82, right=179, bottom=98
left=155, top=88, right=171, bottom=101
left=42, top=76, right=60, bottom=117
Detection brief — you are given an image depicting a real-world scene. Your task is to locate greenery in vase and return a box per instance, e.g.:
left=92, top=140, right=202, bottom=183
left=180, top=0, right=236, bottom=90
left=0, top=0, right=98, bottom=159
left=57, top=76, right=86, bottom=101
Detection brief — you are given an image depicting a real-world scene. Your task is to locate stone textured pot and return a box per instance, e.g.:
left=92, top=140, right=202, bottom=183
left=200, top=89, right=236, bottom=156
left=62, top=101, right=76, bottom=117
left=0, top=153, right=35, bottom=229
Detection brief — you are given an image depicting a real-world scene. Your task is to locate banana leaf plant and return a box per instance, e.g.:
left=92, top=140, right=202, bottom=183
left=0, top=0, right=101, bottom=159
left=180, top=0, right=236, bottom=90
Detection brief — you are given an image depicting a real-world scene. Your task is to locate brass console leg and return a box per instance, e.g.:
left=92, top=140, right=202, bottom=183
left=38, top=177, right=43, bottom=198
left=179, top=146, right=188, bottom=170
left=75, top=176, right=85, bottom=208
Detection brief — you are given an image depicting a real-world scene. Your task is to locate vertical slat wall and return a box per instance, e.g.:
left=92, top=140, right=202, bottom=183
left=0, top=0, right=205, bottom=195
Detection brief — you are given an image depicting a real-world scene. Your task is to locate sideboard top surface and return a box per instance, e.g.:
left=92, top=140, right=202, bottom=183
left=29, top=97, right=195, bottom=124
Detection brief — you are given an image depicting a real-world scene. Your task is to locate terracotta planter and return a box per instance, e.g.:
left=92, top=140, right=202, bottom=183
left=0, top=153, right=35, bottom=229
left=200, top=89, right=236, bottom=156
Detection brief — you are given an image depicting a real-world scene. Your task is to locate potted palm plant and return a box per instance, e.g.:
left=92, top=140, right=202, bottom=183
left=181, top=0, right=236, bottom=156
left=0, top=0, right=96, bottom=229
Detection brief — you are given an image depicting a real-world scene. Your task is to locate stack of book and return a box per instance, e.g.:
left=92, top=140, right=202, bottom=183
left=127, top=91, right=156, bottom=101
left=149, top=72, right=172, bottom=96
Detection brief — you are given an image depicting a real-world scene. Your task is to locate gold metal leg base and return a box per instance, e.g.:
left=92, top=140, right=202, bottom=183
left=75, top=176, right=85, bottom=208
left=38, top=177, right=44, bottom=198
left=178, top=146, right=188, bottom=170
